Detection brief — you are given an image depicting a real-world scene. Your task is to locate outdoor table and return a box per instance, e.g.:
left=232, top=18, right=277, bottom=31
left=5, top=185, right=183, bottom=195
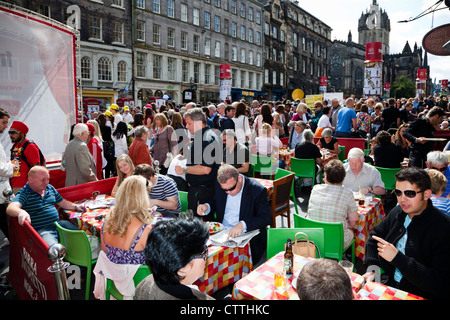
left=279, top=148, right=294, bottom=170
left=356, top=281, right=425, bottom=300
left=195, top=244, right=253, bottom=296
left=251, top=177, right=274, bottom=199
left=320, top=148, right=338, bottom=166
left=232, top=252, right=364, bottom=300
left=354, top=197, right=385, bottom=261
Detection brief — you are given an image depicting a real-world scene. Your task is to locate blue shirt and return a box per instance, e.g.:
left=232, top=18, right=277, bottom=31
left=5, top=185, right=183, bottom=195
left=430, top=195, right=450, bottom=217
left=12, top=183, right=63, bottom=230
left=394, top=215, right=412, bottom=283
left=336, top=107, right=356, bottom=133
left=290, top=130, right=303, bottom=149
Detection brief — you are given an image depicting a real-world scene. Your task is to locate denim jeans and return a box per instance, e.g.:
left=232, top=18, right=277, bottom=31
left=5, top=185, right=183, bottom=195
left=36, top=220, right=78, bottom=247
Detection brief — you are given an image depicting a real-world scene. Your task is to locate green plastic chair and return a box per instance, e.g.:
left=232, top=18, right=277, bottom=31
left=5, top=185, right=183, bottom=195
left=105, top=265, right=151, bottom=300
left=274, top=168, right=299, bottom=215
left=178, top=190, right=188, bottom=212
left=55, top=222, right=98, bottom=300
left=338, top=145, right=346, bottom=162
left=290, top=157, right=317, bottom=187
left=293, top=214, right=355, bottom=266
left=250, top=154, right=274, bottom=178
left=375, top=166, right=401, bottom=191
left=266, top=227, right=325, bottom=260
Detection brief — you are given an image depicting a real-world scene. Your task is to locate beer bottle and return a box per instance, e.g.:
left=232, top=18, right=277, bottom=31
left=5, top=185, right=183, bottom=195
left=284, top=238, right=294, bottom=275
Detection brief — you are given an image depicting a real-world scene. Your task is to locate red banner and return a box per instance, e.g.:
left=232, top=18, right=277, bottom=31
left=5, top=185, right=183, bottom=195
left=365, top=42, right=383, bottom=62
left=441, top=79, right=448, bottom=88
left=384, top=82, right=390, bottom=90
left=8, top=218, right=58, bottom=300
left=319, top=77, right=327, bottom=86
left=417, top=69, right=428, bottom=80
left=219, top=64, right=231, bottom=79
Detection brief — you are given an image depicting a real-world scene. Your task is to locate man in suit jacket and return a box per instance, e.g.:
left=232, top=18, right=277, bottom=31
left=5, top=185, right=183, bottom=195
left=64, top=123, right=98, bottom=187
left=198, top=164, right=272, bottom=263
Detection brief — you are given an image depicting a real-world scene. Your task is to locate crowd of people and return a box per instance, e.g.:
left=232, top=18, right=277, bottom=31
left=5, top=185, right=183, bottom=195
left=2, top=92, right=450, bottom=300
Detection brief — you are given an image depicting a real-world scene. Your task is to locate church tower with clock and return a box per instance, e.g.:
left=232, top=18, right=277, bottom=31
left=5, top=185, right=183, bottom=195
left=357, top=0, right=391, bottom=55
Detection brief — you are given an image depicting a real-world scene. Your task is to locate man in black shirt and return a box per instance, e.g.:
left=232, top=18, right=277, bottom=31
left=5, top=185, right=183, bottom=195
left=175, top=108, right=222, bottom=219
left=381, top=98, right=400, bottom=130
left=222, top=129, right=250, bottom=175
left=403, top=106, right=445, bottom=168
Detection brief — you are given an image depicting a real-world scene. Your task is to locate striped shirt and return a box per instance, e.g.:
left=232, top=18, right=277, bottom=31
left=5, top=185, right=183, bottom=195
left=307, top=184, right=359, bottom=248
left=430, top=195, right=450, bottom=217
left=12, top=183, right=63, bottom=230
left=150, top=174, right=181, bottom=214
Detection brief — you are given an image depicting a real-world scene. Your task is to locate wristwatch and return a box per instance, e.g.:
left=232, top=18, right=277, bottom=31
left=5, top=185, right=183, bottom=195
left=183, top=166, right=187, bottom=174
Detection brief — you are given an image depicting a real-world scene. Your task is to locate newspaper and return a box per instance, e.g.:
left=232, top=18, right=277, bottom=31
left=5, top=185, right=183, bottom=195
left=208, top=228, right=260, bottom=248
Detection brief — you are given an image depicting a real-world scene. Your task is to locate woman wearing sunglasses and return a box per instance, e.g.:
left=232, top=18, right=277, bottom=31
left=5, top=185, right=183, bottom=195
left=136, top=218, right=214, bottom=300
left=363, top=167, right=450, bottom=300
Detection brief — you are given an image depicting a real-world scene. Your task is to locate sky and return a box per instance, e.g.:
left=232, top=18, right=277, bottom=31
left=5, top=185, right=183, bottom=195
left=299, top=0, right=450, bottom=82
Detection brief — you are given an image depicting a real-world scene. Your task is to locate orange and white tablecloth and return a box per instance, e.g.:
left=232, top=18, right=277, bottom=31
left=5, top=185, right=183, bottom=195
left=232, top=252, right=364, bottom=300
left=251, top=177, right=274, bottom=199
left=354, top=197, right=385, bottom=261
left=279, top=148, right=294, bottom=170
left=356, top=281, right=425, bottom=300
left=195, top=244, right=253, bottom=296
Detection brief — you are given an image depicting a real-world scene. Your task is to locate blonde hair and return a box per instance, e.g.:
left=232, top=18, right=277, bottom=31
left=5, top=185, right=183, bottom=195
left=261, top=123, right=272, bottom=137
left=87, top=120, right=103, bottom=142
left=116, top=154, right=135, bottom=186
left=427, top=169, right=448, bottom=195
left=153, top=112, right=168, bottom=128
left=103, top=175, right=152, bottom=236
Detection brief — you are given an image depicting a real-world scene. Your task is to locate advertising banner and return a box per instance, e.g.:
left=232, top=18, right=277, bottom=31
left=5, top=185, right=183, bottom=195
left=219, top=79, right=232, bottom=102
left=365, top=42, right=383, bottom=62
left=8, top=218, right=58, bottom=300
left=0, top=6, right=78, bottom=163
left=364, top=61, right=382, bottom=97
left=219, top=64, right=231, bottom=79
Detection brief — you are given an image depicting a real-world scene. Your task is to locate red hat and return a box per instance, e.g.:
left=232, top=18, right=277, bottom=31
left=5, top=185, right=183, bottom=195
left=86, top=123, right=95, bottom=134
left=10, top=121, right=29, bottom=134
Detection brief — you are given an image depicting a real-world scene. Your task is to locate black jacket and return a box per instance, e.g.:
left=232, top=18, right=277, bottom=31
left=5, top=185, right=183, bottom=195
left=366, top=200, right=450, bottom=299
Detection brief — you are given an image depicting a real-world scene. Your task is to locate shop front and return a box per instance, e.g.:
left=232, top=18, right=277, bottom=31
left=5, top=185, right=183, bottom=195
left=231, top=88, right=268, bottom=103
left=82, top=89, right=118, bottom=111
left=135, top=80, right=180, bottom=107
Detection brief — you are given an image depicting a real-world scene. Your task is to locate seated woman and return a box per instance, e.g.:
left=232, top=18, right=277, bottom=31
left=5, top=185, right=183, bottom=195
left=316, top=128, right=339, bottom=154
left=307, top=160, right=359, bottom=249
left=111, top=154, right=135, bottom=197
left=255, top=123, right=282, bottom=156
left=101, top=175, right=153, bottom=265
left=373, top=130, right=404, bottom=168
left=135, top=218, right=214, bottom=300
left=295, top=128, right=323, bottom=169
left=427, top=169, right=450, bottom=217
left=394, top=123, right=411, bottom=159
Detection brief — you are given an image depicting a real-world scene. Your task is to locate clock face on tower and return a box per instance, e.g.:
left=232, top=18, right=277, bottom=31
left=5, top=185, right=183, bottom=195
left=366, top=4, right=380, bottom=30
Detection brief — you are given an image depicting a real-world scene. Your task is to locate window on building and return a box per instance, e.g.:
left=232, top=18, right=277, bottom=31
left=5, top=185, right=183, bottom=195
left=240, top=26, right=245, bottom=40
left=181, top=32, right=188, bottom=50
left=193, top=62, right=200, bottom=83
left=205, top=38, right=211, bottom=56
left=248, top=51, right=253, bottom=65
left=232, top=46, right=237, bottom=61
left=182, top=60, right=189, bottom=82
left=231, top=22, right=237, bottom=37
left=117, top=60, right=127, bottom=82
left=214, top=16, right=220, bottom=32
left=272, top=70, right=277, bottom=85
left=136, top=20, right=145, bottom=41
left=167, top=28, right=175, bottom=47
left=240, top=3, right=245, bottom=17
left=181, top=4, right=187, bottom=22
left=214, top=65, right=220, bottom=85
left=248, top=7, right=253, bottom=21
left=264, top=69, right=269, bottom=84
left=168, top=57, right=176, bottom=81
left=89, top=16, right=102, bottom=40
left=37, top=4, right=51, bottom=18
left=248, top=28, right=253, bottom=43
left=98, top=56, right=112, bottom=81
left=204, top=12, right=210, bottom=29
left=215, top=41, right=220, bottom=58
left=256, top=53, right=261, bottom=67
left=153, top=55, right=162, bottom=79
left=153, top=0, right=160, bottom=13
left=240, top=48, right=245, bottom=63
left=112, top=0, right=123, bottom=8
left=136, top=0, right=145, bottom=9
left=248, top=72, right=253, bottom=89
left=113, top=22, right=124, bottom=44
left=136, top=52, right=146, bottom=78
left=231, top=0, right=236, bottom=14
left=81, top=56, right=91, bottom=80
left=193, top=8, right=200, bottom=25
left=167, top=0, right=175, bottom=18
left=205, top=64, right=211, bottom=84
left=193, top=35, right=200, bottom=53
left=153, top=24, right=160, bottom=44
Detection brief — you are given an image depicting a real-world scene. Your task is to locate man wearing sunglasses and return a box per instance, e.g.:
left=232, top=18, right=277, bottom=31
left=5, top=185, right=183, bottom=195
left=363, top=167, right=450, bottom=299
left=425, top=150, right=450, bottom=197
left=197, top=164, right=272, bottom=264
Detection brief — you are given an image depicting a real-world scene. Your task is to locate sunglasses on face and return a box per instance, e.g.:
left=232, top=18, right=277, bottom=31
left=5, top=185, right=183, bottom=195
left=8, top=131, right=18, bottom=135
left=394, top=189, right=424, bottom=198
left=221, top=179, right=238, bottom=192
left=190, top=246, right=208, bottom=261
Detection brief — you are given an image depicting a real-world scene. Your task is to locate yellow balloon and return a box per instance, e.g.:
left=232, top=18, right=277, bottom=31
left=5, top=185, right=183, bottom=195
left=292, top=89, right=304, bottom=101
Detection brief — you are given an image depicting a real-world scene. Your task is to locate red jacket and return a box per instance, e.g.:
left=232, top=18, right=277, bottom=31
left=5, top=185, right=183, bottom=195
left=128, top=137, right=152, bottom=167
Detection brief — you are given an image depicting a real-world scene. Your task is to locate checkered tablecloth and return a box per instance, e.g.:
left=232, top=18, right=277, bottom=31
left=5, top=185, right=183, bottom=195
left=279, top=148, right=294, bottom=170
left=251, top=178, right=274, bottom=199
left=357, top=281, right=425, bottom=300
left=354, top=198, right=385, bottom=261
left=195, top=244, right=253, bottom=296
left=232, top=252, right=364, bottom=300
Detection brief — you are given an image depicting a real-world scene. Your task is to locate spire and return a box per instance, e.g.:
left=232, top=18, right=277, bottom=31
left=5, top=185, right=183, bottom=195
left=402, top=41, right=412, bottom=54
left=348, top=30, right=352, bottom=43
left=423, top=50, right=428, bottom=68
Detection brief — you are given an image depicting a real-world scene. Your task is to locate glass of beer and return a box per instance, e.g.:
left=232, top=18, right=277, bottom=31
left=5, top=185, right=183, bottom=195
left=274, top=268, right=287, bottom=294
